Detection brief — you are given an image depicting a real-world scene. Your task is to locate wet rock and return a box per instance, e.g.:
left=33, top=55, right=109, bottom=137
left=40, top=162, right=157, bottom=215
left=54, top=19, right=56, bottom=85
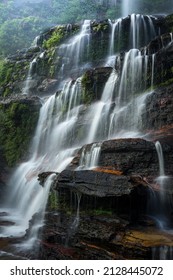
left=143, top=85, right=173, bottom=132
left=37, top=78, right=58, bottom=93
left=56, top=169, right=133, bottom=197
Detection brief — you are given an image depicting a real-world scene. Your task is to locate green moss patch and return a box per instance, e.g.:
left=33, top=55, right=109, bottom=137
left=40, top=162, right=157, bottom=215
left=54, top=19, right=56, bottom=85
left=0, top=100, right=40, bottom=166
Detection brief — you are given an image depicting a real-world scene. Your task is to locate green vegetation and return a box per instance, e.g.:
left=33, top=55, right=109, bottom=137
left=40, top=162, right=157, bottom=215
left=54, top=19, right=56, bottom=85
left=43, top=27, right=67, bottom=49
left=0, top=101, right=39, bottom=166
left=49, top=190, right=59, bottom=210
left=81, top=71, right=95, bottom=104
left=0, top=58, right=29, bottom=96
left=0, top=0, right=172, bottom=57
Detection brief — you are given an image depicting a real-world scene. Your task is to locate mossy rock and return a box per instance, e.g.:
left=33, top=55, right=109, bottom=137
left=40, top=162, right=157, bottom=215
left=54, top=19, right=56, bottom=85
left=0, top=98, right=41, bottom=166
left=81, top=67, right=113, bottom=104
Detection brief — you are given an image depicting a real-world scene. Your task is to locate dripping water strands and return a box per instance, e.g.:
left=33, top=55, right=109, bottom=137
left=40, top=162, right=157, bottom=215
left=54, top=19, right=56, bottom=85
left=151, top=53, right=156, bottom=89
left=152, top=246, right=173, bottom=260
left=66, top=193, right=82, bottom=246
left=154, top=141, right=170, bottom=199
left=155, top=141, right=165, bottom=177
left=78, top=143, right=101, bottom=170
left=147, top=141, right=173, bottom=230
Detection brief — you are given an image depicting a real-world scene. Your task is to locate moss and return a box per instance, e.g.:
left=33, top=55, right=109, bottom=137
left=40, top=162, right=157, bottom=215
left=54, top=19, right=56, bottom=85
left=92, top=23, right=109, bottom=33
left=165, top=14, right=173, bottom=32
left=157, top=77, right=173, bottom=88
left=0, top=59, right=30, bottom=96
left=43, top=26, right=68, bottom=49
left=89, top=208, right=113, bottom=216
left=48, top=190, right=58, bottom=210
left=81, top=71, right=95, bottom=104
left=0, top=101, right=39, bottom=166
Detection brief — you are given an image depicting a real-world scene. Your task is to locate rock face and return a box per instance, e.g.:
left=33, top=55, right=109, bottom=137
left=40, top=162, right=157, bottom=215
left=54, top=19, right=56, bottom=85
left=143, top=86, right=173, bottom=131
left=38, top=137, right=173, bottom=260
left=0, top=150, right=8, bottom=202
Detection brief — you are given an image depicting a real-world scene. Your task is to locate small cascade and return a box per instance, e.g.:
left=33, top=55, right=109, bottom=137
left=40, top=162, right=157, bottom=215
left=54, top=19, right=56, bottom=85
left=130, top=14, right=157, bottom=49
left=152, top=246, right=173, bottom=260
left=78, top=143, right=101, bottom=170
left=155, top=141, right=165, bottom=177
left=87, top=68, right=118, bottom=143
left=108, top=90, right=151, bottom=139
left=118, top=49, right=143, bottom=104
left=58, top=20, right=91, bottom=76
left=109, top=19, right=122, bottom=55
left=32, top=35, right=41, bottom=47
left=151, top=53, right=156, bottom=88
left=22, top=57, right=37, bottom=95
left=17, top=174, right=56, bottom=250
left=147, top=141, right=173, bottom=230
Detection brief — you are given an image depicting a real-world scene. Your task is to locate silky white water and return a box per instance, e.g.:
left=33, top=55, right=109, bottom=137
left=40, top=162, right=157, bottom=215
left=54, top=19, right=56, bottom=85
left=78, top=143, right=101, bottom=170
left=0, top=77, right=84, bottom=246
left=22, top=58, right=37, bottom=95
left=58, top=19, right=91, bottom=75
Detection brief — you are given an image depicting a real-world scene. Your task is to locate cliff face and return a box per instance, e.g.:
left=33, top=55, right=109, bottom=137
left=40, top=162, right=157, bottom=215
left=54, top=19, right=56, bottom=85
left=38, top=138, right=173, bottom=259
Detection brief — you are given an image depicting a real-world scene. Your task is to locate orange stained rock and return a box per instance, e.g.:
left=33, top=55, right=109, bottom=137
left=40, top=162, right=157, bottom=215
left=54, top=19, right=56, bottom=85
left=93, top=167, right=123, bottom=176
left=121, top=229, right=173, bottom=247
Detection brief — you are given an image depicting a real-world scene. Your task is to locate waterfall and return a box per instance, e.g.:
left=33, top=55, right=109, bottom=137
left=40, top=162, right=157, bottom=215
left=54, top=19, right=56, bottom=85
left=151, top=53, right=156, bottom=88
left=87, top=69, right=118, bottom=143
left=109, top=18, right=122, bottom=56
left=58, top=20, right=91, bottom=76
left=147, top=141, right=173, bottom=231
left=130, top=14, right=156, bottom=49
left=0, top=76, right=84, bottom=247
left=152, top=246, right=173, bottom=260
left=0, top=10, right=171, bottom=259
left=22, top=58, right=37, bottom=95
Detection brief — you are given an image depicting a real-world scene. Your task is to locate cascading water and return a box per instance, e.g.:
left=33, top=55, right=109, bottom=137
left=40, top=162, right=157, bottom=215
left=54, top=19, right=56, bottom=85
left=22, top=58, right=37, bottom=95
left=155, top=141, right=165, bottom=178
left=58, top=19, right=91, bottom=80
left=78, top=143, right=101, bottom=170
left=0, top=76, right=84, bottom=251
left=130, top=14, right=157, bottom=49
left=109, top=18, right=122, bottom=56
left=148, top=142, right=173, bottom=231
left=0, top=8, right=172, bottom=259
